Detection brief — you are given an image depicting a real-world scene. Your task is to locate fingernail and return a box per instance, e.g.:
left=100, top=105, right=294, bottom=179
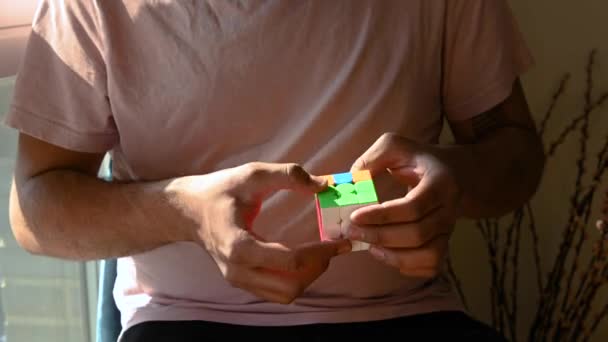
left=369, top=246, right=386, bottom=260
left=350, top=160, right=363, bottom=172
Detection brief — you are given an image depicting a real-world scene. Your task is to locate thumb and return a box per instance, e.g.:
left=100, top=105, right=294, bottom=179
left=245, top=162, right=327, bottom=196
left=296, top=240, right=352, bottom=266
left=351, top=133, right=416, bottom=174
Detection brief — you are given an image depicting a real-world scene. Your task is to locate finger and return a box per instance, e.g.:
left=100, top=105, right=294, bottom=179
left=242, top=162, right=327, bottom=195
left=225, top=264, right=301, bottom=304
left=226, top=240, right=350, bottom=304
left=248, top=240, right=302, bottom=271
left=223, top=230, right=300, bottom=271
left=295, top=239, right=352, bottom=266
left=350, top=178, right=441, bottom=225
left=254, top=266, right=329, bottom=304
left=347, top=211, right=454, bottom=248
left=227, top=230, right=350, bottom=272
left=350, top=133, right=417, bottom=175
left=368, top=235, right=450, bottom=278
left=387, top=166, right=421, bottom=186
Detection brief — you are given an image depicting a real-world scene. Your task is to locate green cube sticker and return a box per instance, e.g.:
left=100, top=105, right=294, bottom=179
left=335, top=183, right=358, bottom=206
left=317, top=186, right=340, bottom=208
left=357, top=190, right=378, bottom=204
left=354, top=180, right=375, bottom=194
left=355, top=180, right=378, bottom=204
left=317, top=178, right=378, bottom=207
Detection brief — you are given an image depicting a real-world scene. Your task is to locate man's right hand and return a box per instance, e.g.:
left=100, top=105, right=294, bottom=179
left=166, top=162, right=351, bottom=304
left=11, top=133, right=348, bottom=304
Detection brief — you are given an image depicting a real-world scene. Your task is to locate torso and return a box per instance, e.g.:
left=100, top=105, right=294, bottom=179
left=98, top=0, right=460, bottom=330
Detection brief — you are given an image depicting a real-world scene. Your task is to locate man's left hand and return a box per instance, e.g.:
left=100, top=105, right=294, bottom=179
left=347, top=133, right=462, bottom=279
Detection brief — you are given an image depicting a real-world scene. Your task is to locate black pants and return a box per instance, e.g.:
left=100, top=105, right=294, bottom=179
left=122, top=311, right=507, bottom=342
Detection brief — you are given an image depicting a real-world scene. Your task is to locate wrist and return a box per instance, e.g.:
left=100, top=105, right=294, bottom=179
left=161, top=175, right=205, bottom=243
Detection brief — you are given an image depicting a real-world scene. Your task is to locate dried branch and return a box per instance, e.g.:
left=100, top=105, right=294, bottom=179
left=570, top=258, right=607, bottom=341
left=535, top=50, right=604, bottom=340
left=571, top=160, right=608, bottom=309
left=583, top=303, right=608, bottom=342
left=546, top=93, right=608, bottom=157
left=525, top=203, right=544, bottom=295
left=592, top=92, right=608, bottom=112
left=539, top=74, right=570, bottom=138
left=598, top=134, right=608, bottom=171
left=463, top=49, right=607, bottom=342
left=508, top=214, right=522, bottom=341
left=556, top=53, right=597, bottom=330
left=584, top=50, right=597, bottom=112
left=446, top=257, right=469, bottom=311
left=558, top=199, right=594, bottom=340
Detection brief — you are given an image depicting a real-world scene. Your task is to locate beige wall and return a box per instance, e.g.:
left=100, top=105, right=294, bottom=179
left=450, top=1, right=608, bottom=341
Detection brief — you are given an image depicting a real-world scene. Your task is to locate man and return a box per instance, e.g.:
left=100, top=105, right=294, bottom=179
left=5, top=1, right=544, bottom=341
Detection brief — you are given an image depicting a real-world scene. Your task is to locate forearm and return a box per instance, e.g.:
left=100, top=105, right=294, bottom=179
left=9, top=170, right=196, bottom=261
left=438, top=126, right=545, bottom=219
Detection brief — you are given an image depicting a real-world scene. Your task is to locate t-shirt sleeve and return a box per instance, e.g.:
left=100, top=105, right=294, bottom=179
left=442, top=0, right=534, bottom=122
left=3, top=0, right=118, bottom=153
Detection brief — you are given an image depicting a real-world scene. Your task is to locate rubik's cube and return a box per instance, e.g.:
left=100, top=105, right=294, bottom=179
left=315, top=170, right=379, bottom=251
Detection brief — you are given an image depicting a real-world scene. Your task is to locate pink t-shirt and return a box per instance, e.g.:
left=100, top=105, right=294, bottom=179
left=5, top=0, right=533, bottom=338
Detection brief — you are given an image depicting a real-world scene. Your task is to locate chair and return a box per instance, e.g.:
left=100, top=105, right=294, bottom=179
left=95, top=156, right=122, bottom=342
left=96, top=259, right=121, bottom=342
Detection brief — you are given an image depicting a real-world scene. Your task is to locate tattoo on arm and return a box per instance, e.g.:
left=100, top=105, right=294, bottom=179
left=471, top=107, right=537, bottom=141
